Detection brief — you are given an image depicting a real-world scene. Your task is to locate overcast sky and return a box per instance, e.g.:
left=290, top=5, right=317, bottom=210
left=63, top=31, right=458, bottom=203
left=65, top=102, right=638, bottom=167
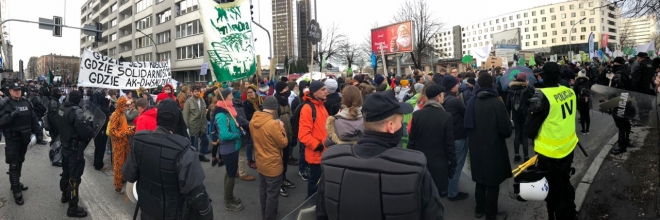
left=5, top=0, right=568, bottom=71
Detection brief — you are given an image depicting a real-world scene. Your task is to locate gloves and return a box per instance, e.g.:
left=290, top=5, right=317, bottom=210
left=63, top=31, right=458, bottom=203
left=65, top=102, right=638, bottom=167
left=10, top=108, right=20, bottom=118
left=448, top=166, right=456, bottom=179
left=314, top=143, right=324, bottom=152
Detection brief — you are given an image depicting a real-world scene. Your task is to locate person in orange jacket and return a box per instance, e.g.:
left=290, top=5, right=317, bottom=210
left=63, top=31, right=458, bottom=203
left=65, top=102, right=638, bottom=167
left=298, top=80, right=329, bottom=198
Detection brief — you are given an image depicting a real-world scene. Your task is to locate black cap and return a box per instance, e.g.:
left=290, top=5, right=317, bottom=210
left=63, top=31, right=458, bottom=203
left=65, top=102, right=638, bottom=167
left=157, top=99, right=181, bottom=132
left=8, top=83, right=21, bottom=90
left=425, top=84, right=446, bottom=99
left=362, top=91, right=413, bottom=122
left=613, top=57, right=626, bottom=65
left=637, top=52, right=648, bottom=58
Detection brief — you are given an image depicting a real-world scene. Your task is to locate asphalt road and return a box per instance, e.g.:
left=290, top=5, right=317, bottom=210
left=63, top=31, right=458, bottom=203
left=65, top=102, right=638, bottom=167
left=0, top=109, right=617, bottom=219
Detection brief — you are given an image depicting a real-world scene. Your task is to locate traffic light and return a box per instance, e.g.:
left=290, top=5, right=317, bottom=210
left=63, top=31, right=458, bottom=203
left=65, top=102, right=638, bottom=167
left=53, top=16, right=62, bottom=37
left=250, top=1, right=254, bottom=21
left=94, top=22, right=102, bottom=42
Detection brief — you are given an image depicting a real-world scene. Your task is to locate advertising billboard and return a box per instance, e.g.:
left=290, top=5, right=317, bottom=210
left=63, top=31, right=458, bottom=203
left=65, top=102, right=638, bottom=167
left=492, top=28, right=521, bottom=50
left=371, top=21, right=414, bottom=55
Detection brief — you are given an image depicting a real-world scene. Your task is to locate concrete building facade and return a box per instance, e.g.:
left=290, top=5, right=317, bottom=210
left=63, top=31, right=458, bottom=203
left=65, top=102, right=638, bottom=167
left=620, top=15, right=658, bottom=48
left=272, top=0, right=295, bottom=66
left=36, top=54, right=81, bottom=80
left=432, top=0, right=622, bottom=59
left=79, top=0, right=211, bottom=84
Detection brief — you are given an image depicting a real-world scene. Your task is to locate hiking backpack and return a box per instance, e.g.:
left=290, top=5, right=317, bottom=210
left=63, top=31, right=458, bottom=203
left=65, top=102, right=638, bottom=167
left=290, top=101, right=316, bottom=141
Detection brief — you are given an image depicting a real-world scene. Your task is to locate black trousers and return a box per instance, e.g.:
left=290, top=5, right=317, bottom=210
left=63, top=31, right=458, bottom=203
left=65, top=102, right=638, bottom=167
left=93, top=131, right=108, bottom=170
left=4, top=131, right=30, bottom=164
left=513, top=120, right=529, bottom=157
left=281, top=141, right=295, bottom=182
left=60, top=144, right=86, bottom=208
left=538, top=152, right=577, bottom=220
left=475, top=182, right=499, bottom=219
left=578, top=109, right=590, bottom=132
left=613, top=116, right=631, bottom=148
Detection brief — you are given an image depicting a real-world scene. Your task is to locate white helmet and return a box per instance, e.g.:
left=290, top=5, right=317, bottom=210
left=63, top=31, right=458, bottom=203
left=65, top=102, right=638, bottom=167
left=126, top=181, right=138, bottom=203
left=514, top=177, right=549, bottom=201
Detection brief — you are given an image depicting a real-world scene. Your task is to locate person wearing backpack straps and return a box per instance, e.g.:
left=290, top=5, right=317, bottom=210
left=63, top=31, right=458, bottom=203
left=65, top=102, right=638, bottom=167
left=506, top=73, right=534, bottom=164
left=573, top=70, right=592, bottom=135
left=296, top=80, right=329, bottom=198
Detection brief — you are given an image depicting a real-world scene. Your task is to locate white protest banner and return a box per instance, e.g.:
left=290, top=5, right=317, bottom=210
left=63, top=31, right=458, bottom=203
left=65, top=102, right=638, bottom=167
left=78, top=49, right=171, bottom=90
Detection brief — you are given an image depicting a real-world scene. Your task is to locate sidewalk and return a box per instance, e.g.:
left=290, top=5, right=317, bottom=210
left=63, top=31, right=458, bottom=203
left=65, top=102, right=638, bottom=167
left=579, top=127, right=659, bottom=219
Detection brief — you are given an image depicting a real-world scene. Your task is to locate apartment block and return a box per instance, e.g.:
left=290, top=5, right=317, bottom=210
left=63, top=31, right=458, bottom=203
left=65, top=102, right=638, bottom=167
left=79, top=0, right=211, bottom=84
left=620, top=15, right=658, bottom=47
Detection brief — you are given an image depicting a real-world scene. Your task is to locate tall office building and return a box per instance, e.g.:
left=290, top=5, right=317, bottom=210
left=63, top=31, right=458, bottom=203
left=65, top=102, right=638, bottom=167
left=296, top=0, right=311, bottom=63
left=431, top=0, right=622, bottom=58
left=79, top=0, right=211, bottom=84
left=272, top=0, right=295, bottom=66
left=620, top=15, right=658, bottom=47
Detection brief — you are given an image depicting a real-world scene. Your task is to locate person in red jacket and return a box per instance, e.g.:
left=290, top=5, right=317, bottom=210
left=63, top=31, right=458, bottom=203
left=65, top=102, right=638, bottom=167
left=162, top=84, right=176, bottom=100
left=134, top=98, right=157, bottom=132
left=298, top=80, right=329, bottom=198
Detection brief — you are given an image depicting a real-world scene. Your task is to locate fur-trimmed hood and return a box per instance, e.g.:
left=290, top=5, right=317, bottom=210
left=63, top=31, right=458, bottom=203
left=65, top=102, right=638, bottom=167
left=508, top=81, right=528, bottom=89
left=324, top=108, right=364, bottom=147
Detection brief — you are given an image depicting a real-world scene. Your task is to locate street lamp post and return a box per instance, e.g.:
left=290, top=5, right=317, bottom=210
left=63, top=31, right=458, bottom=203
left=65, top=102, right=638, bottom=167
left=135, top=29, right=159, bottom=59
left=568, top=17, right=587, bottom=59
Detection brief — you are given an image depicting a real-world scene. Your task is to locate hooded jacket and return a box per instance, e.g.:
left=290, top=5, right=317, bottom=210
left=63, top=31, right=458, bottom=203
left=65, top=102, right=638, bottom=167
left=215, top=105, right=241, bottom=154
left=134, top=107, right=157, bottom=132
left=250, top=111, right=289, bottom=177
left=161, top=84, right=176, bottom=100
left=324, top=107, right=364, bottom=147
left=573, top=76, right=592, bottom=112
left=108, top=97, right=135, bottom=139
left=298, top=91, right=329, bottom=165
left=183, top=95, right=207, bottom=136
left=505, top=81, right=533, bottom=123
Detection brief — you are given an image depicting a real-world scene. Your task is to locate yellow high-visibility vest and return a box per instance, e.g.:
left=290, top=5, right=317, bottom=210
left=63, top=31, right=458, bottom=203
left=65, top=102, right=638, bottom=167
left=534, top=86, right=579, bottom=159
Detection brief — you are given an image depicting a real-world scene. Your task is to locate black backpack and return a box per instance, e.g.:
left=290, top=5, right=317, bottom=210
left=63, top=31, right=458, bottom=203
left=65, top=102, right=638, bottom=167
left=509, top=88, right=527, bottom=111
left=290, top=101, right=316, bottom=141
left=578, top=86, right=591, bottom=103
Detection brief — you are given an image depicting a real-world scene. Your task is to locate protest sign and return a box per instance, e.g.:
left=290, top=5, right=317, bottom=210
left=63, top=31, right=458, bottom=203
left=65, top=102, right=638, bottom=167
left=77, top=49, right=171, bottom=90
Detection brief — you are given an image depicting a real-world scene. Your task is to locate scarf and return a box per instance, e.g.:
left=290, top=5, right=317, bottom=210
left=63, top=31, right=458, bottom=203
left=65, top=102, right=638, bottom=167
left=423, top=99, right=445, bottom=110
left=274, top=93, right=289, bottom=106
left=217, top=99, right=237, bottom=117
left=361, top=130, right=401, bottom=149
left=464, top=87, right=498, bottom=130
left=247, top=96, right=263, bottom=111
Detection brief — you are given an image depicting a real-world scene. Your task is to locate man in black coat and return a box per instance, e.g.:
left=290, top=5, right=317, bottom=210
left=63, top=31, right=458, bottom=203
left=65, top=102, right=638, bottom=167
left=465, top=73, right=512, bottom=220
left=441, top=76, right=470, bottom=201
left=409, top=84, right=456, bottom=198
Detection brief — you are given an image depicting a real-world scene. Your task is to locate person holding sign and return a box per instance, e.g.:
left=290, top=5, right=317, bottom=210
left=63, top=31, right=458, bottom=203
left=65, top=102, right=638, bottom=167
left=525, top=62, right=579, bottom=220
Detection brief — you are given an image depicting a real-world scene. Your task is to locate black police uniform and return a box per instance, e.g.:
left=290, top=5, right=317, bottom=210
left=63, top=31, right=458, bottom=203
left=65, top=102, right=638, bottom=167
left=315, top=91, right=444, bottom=220
left=56, top=91, right=93, bottom=217
left=47, top=90, right=62, bottom=146
left=28, top=88, right=48, bottom=144
left=0, top=83, right=43, bottom=205
left=608, top=63, right=633, bottom=154
left=122, top=100, right=212, bottom=220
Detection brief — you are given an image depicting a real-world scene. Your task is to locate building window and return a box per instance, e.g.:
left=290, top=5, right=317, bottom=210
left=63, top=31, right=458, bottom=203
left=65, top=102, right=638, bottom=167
left=581, top=27, right=586, bottom=32
left=541, top=9, right=545, bottom=14
left=571, top=12, right=576, bottom=17
left=542, top=40, right=546, bottom=45
left=561, top=13, right=566, bottom=19
left=497, top=26, right=501, bottom=30
left=551, top=23, right=556, bottom=28
left=609, top=35, right=616, bottom=40
left=552, top=30, right=557, bottom=35
left=562, top=37, right=567, bottom=42
left=579, top=3, right=583, bottom=8
left=157, top=9, right=171, bottom=24
left=110, top=18, right=117, bottom=27
left=569, top=4, right=574, bottom=10
left=511, top=22, right=515, bottom=27
left=496, top=19, right=499, bottom=23
left=526, top=34, right=530, bottom=39
left=580, top=11, right=585, bottom=16
left=572, top=28, right=577, bottom=33
left=543, top=32, right=547, bottom=37
left=563, top=29, right=567, bottom=34
left=517, top=14, right=521, bottom=19
left=533, top=41, right=537, bottom=46
left=534, top=33, right=538, bottom=38
left=591, top=26, right=596, bottom=31
left=589, top=18, right=594, bottom=23
left=571, top=36, right=576, bottom=41
left=136, top=16, right=152, bottom=30
left=552, top=38, right=556, bottom=43
left=509, top=16, right=513, bottom=20
left=525, top=27, right=529, bottom=32
left=541, top=25, right=546, bottom=30
left=590, top=10, right=595, bottom=15
left=110, top=3, right=117, bottom=12
left=176, top=0, right=199, bottom=16
left=109, top=47, right=117, bottom=56
left=504, top=24, right=508, bottom=29
left=533, top=26, right=537, bottom=31
left=157, top=0, right=165, bottom=3
left=542, top=17, right=547, bottom=22
left=490, top=27, right=494, bottom=31
left=524, top=12, right=528, bottom=17
left=518, top=21, right=522, bottom=26
left=532, top=11, right=536, bottom=16
left=608, top=28, right=617, bottom=33
left=608, top=20, right=616, bottom=26
left=525, top=42, right=530, bottom=46
left=561, top=21, right=566, bottom=26
left=135, top=53, right=152, bottom=62
left=110, top=33, right=117, bottom=41
left=156, top=31, right=171, bottom=44
left=550, top=8, right=554, bottom=13
left=580, top=35, right=586, bottom=40
left=560, top=6, right=564, bottom=11
left=552, top=15, right=556, bottom=20
left=533, top=18, right=538, bottom=23
left=176, top=43, right=204, bottom=60
left=175, top=20, right=203, bottom=38
left=589, top=2, right=594, bottom=7
left=571, top=21, right=575, bottom=25
left=136, top=0, right=153, bottom=13
left=526, top=20, right=530, bottom=24
left=136, top=35, right=153, bottom=48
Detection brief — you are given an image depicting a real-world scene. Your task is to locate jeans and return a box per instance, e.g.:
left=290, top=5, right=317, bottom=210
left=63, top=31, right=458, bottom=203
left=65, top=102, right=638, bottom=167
left=245, top=137, right=254, bottom=161
left=513, top=120, right=529, bottom=157
left=191, top=133, right=210, bottom=155
left=307, top=164, right=322, bottom=198
left=259, top=173, right=282, bottom=220
left=448, top=139, right=468, bottom=198
left=475, top=183, right=500, bottom=219
left=298, top=143, right=309, bottom=174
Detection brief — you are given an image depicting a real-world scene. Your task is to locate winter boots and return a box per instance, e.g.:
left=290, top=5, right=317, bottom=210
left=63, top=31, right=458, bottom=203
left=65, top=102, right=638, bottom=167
left=224, top=174, right=244, bottom=211
left=67, top=179, right=88, bottom=218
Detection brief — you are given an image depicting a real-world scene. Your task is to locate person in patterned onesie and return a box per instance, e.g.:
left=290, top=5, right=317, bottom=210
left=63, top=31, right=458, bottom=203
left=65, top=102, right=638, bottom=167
left=107, top=96, right=135, bottom=193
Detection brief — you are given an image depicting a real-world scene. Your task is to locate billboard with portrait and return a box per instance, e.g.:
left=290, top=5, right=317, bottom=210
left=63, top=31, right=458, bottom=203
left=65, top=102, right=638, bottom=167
left=492, top=28, right=521, bottom=50
left=371, top=21, right=414, bottom=55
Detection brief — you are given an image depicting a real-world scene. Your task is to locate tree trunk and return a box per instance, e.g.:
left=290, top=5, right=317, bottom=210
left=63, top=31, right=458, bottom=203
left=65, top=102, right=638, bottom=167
left=410, top=52, right=421, bottom=70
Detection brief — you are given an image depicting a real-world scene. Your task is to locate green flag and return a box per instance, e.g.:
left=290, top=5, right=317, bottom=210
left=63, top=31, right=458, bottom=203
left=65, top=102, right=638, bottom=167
left=528, top=56, right=536, bottom=66
left=48, top=69, right=53, bottom=85
left=518, top=57, right=526, bottom=66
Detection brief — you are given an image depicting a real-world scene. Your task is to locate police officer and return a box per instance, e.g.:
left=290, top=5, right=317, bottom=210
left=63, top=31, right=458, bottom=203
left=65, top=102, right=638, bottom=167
left=28, top=86, right=48, bottom=145
left=526, top=62, right=579, bottom=220
left=47, top=89, right=63, bottom=146
left=0, top=83, right=43, bottom=205
left=608, top=57, right=633, bottom=154
left=122, top=99, right=213, bottom=220
left=57, top=90, right=93, bottom=217
left=315, top=91, right=444, bottom=219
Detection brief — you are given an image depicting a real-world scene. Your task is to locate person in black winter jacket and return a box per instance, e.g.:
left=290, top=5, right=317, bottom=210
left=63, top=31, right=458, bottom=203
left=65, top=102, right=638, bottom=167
left=323, top=79, right=341, bottom=116
left=608, top=57, right=633, bottom=155
left=505, top=73, right=534, bottom=163
left=573, top=71, right=592, bottom=135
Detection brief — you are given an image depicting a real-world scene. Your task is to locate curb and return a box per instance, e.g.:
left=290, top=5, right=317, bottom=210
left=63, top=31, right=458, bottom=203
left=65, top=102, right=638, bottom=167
left=574, top=133, right=618, bottom=211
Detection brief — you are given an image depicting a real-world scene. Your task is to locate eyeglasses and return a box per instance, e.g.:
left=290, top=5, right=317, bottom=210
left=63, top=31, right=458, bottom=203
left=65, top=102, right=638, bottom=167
left=247, top=91, right=255, bottom=94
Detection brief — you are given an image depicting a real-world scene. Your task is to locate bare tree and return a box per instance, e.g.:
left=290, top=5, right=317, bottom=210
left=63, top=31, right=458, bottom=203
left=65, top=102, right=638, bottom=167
left=314, top=23, right=347, bottom=71
left=337, top=40, right=363, bottom=70
left=393, top=0, right=444, bottom=70
left=582, top=0, right=660, bottom=19
left=618, top=19, right=636, bottom=49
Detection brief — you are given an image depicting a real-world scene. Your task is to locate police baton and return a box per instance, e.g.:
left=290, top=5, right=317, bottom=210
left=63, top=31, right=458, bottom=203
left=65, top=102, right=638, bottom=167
left=577, top=142, right=588, bottom=157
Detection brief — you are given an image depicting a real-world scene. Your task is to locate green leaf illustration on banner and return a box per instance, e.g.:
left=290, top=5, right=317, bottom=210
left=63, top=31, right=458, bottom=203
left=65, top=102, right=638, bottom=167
left=529, top=56, right=536, bottom=66
left=201, top=1, right=257, bottom=82
left=518, top=57, right=526, bottom=66
left=461, top=55, right=473, bottom=64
